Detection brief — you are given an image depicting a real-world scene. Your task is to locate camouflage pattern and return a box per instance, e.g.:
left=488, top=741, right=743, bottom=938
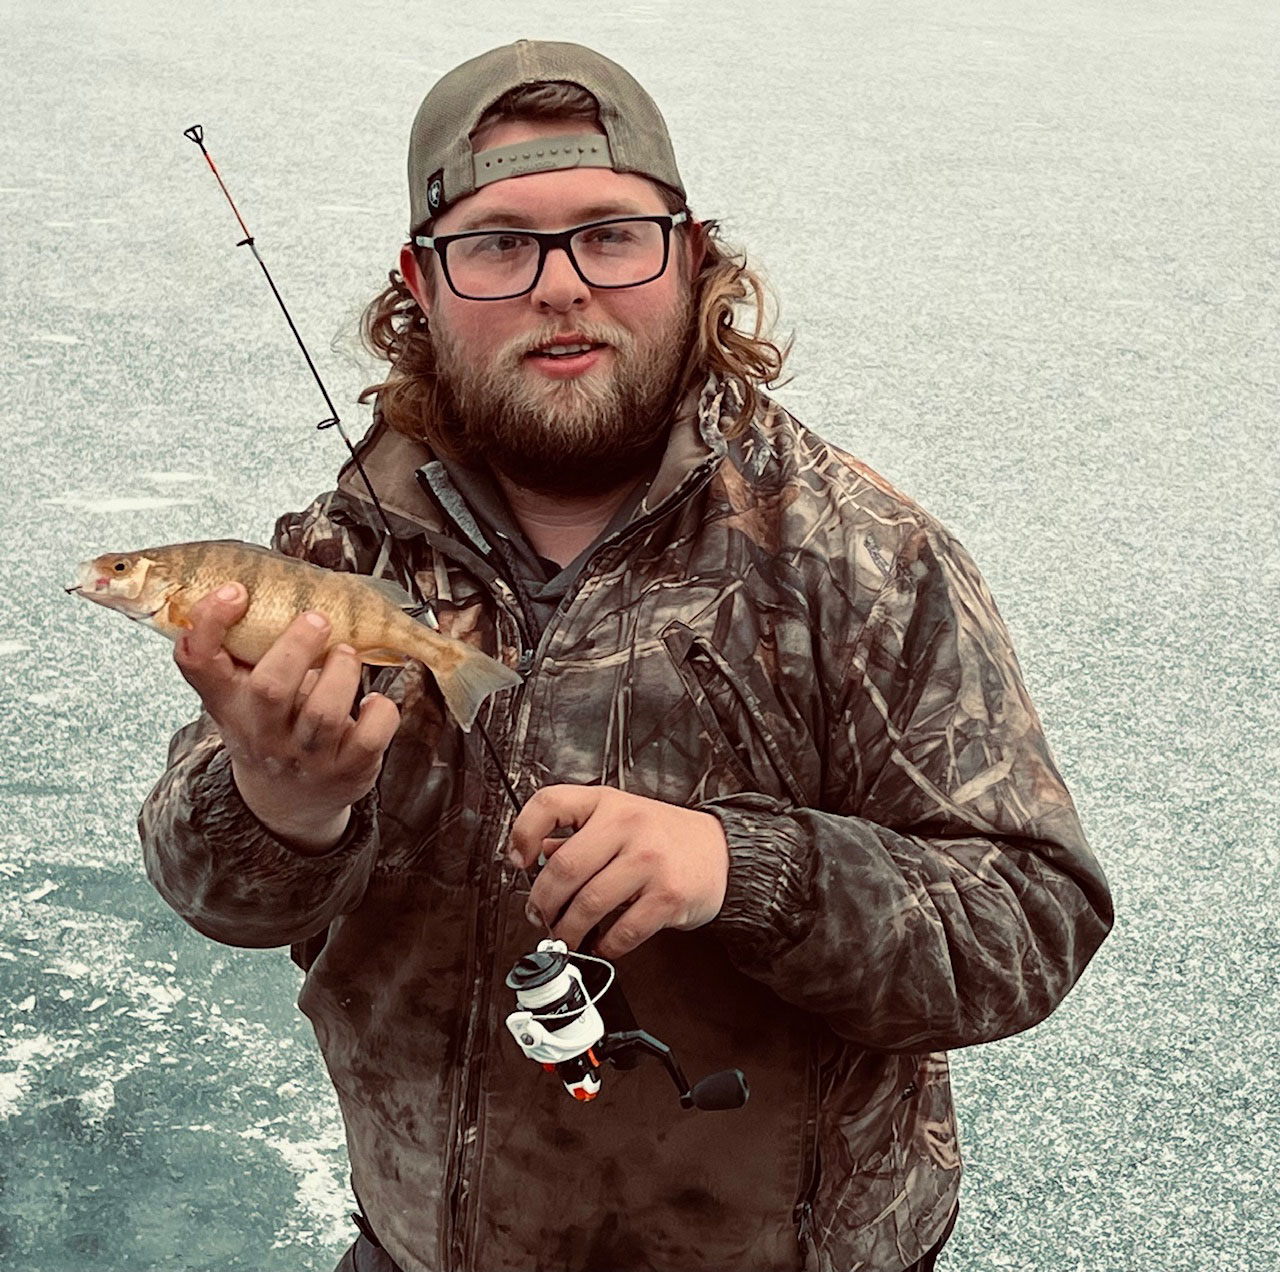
left=139, top=376, right=1113, bottom=1272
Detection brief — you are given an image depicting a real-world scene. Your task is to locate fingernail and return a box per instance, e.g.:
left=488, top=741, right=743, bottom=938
left=335, top=643, right=356, bottom=657
left=216, top=583, right=241, bottom=601
left=304, top=612, right=328, bottom=629
left=525, top=903, right=541, bottom=927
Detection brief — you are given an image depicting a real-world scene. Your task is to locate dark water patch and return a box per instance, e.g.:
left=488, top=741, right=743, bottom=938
left=0, top=1086, right=325, bottom=1271
left=7, top=862, right=207, bottom=936
left=0, top=783, right=85, bottom=797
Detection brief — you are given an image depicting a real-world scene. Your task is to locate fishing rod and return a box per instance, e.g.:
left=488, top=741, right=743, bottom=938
left=182, top=124, right=519, bottom=813
left=183, top=125, right=747, bottom=1113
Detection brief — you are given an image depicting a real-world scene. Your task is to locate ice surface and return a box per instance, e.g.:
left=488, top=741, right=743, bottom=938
left=3, top=0, right=1277, bottom=1268
left=46, top=493, right=197, bottom=513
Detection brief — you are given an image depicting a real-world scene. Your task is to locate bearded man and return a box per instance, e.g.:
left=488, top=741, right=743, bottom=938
left=140, top=39, right=1113, bottom=1272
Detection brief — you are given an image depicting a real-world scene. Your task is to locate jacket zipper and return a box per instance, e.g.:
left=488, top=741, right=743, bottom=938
left=447, top=822, right=515, bottom=1271
left=438, top=574, right=527, bottom=1272
left=439, top=455, right=722, bottom=1269
left=444, top=601, right=538, bottom=1272
left=444, top=537, right=628, bottom=1268
left=794, top=1031, right=822, bottom=1265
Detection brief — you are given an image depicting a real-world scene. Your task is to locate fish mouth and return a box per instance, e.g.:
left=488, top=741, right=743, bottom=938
left=67, top=562, right=100, bottom=596
left=65, top=581, right=162, bottom=619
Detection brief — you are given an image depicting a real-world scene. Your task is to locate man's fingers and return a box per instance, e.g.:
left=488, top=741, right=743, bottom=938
left=182, top=583, right=249, bottom=659
left=335, top=692, right=401, bottom=772
left=293, top=645, right=363, bottom=756
left=174, top=583, right=251, bottom=701
left=541, top=853, right=646, bottom=952
left=245, top=612, right=333, bottom=725
left=508, top=784, right=607, bottom=868
left=526, top=824, right=620, bottom=934
left=591, top=895, right=668, bottom=962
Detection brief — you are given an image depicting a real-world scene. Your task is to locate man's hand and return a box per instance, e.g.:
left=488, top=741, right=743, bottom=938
left=174, top=582, right=400, bottom=854
left=507, top=785, right=730, bottom=960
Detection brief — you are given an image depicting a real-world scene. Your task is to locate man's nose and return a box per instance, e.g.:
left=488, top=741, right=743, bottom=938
left=529, top=246, right=590, bottom=312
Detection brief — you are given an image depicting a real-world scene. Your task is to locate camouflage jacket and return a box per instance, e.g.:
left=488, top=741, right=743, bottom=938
left=139, top=377, right=1113, bottom=1272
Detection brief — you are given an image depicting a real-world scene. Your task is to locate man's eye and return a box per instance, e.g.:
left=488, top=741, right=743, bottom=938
left=581, top=226, right=638, bottom=247
left=462, top=233, right=533, bottom=259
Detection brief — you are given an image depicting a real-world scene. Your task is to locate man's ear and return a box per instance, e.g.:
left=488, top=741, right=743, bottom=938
left=400, top=244, right=433, bottom=317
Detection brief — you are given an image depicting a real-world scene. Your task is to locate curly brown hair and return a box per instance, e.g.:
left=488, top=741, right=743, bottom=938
left=359, top=83, right=790, bottom=450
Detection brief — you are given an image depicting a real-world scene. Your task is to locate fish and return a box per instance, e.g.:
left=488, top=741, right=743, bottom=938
left=66, top=539, right=521, bottom=731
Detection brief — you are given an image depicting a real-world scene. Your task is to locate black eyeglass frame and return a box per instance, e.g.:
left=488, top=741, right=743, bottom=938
left=413, top=211, right=690, bottom=301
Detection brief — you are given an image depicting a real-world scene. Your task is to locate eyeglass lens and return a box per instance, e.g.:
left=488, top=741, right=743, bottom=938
left=445, top=220, right=670, bottom=299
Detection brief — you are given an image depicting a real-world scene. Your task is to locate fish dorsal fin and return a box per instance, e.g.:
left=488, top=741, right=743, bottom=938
left=140, top=539, right=279, bottom=558
left=202, top=539, right=276, bottom=552
left=362, top=574, right=416, bottom=608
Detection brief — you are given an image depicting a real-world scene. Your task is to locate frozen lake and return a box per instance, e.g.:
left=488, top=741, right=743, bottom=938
left=2, top=0, right=1276, bottom=1267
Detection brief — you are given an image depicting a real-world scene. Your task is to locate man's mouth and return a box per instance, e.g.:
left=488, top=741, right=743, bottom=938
left=521, top=335, right=612, bottom=380
left=525, top=336, right=609, bottom=362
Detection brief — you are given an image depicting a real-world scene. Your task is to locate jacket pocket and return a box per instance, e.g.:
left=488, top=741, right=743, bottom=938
left=661, top=621, right=811, bottom=807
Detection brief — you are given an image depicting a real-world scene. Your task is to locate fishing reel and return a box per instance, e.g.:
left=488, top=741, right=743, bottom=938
left=504, top=939, right=749, bottom=1111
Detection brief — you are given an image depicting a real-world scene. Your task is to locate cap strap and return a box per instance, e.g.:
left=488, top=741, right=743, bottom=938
left=472, top=134, right=614, bottom=189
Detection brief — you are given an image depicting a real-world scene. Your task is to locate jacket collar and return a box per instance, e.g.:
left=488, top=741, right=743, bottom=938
left=643, top=373, right=729, bottom=513
left=336, top=372, right=733, bottom=539
left=335, top=418, right=441, bottom=537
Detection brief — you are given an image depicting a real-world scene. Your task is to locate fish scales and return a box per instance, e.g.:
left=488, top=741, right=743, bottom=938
left=68, top=539, right=521, bottom=730
left=175, top=543, right=366, bottom=664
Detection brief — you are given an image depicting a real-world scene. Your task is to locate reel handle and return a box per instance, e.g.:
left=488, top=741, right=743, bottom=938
left=686, top=1068, right=750, bottom=1111
left=597, top=1030, right=750, bottom=1113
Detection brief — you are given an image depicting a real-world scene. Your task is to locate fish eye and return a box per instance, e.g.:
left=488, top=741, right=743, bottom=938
left=113, top=561, right=127, bottom=572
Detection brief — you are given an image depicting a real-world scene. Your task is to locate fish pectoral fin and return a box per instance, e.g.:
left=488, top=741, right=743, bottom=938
left=142, top=594, right=194, bottom=640
left=356, top=647, right=413, bottom=667
left=156, top=588, right=195, bottom=631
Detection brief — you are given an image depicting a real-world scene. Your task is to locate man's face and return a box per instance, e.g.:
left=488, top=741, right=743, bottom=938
left=400, top=118, right=697, bottom=496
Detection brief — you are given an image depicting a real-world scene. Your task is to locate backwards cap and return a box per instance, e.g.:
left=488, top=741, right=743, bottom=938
left=407, top=39, right=686, bottom=231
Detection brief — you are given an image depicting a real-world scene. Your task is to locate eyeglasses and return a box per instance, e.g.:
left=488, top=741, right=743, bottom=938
left=413, top=212, right=689, bottom=301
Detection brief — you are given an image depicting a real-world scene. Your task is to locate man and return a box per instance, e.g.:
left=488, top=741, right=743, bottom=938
left=139, top=39, right=1113, bottom=1272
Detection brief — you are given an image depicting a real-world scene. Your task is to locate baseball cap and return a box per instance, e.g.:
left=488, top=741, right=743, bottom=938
left=407, top=40, right=686, bottom=231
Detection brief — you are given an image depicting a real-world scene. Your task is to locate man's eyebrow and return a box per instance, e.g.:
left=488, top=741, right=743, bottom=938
left=451, top=202, right=656, bottom=232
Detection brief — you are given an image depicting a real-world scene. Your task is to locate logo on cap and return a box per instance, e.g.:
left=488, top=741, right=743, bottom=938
left=427, top=171, right=444, bottom=212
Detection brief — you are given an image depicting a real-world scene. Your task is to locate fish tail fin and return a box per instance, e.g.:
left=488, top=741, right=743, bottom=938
left=433, top=645, right=522, bottom=732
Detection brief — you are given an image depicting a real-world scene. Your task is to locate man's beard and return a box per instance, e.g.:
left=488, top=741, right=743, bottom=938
left=430, top=293, right=694, bottom=496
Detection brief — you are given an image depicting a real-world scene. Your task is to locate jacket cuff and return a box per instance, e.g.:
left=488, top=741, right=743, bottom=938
left=199, top=746, right=379, bottom=863
left=701, top=794, right=817, bottom=962
left=143, top=738, right=381, bottom=948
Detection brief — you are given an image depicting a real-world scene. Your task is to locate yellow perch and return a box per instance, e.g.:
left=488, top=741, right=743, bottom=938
left=67, top=539, right=521, bottom=731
